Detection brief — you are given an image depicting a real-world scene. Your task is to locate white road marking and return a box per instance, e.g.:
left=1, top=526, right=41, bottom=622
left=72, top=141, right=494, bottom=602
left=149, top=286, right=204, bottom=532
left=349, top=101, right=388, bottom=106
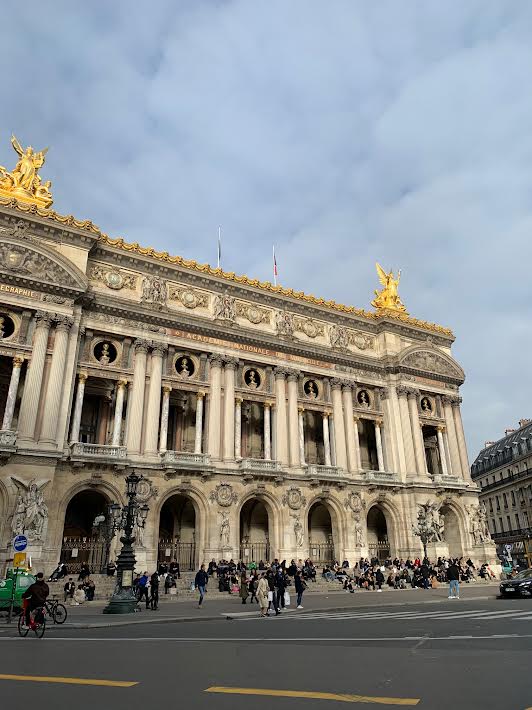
left=0, top=634, right=531, bottom=642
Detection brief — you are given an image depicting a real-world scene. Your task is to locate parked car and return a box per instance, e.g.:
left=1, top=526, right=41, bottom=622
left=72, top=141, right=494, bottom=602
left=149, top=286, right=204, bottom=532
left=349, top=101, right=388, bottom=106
left=0, top=570, right=36, bottom=613
left=499, top=568, right=532, bottom=598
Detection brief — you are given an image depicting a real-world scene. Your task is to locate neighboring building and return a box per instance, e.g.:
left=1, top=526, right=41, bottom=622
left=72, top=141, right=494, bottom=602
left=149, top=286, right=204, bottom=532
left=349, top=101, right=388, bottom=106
left=0, top=139, right=496, bottom=575
left=471, top=420, right=532, bottom=568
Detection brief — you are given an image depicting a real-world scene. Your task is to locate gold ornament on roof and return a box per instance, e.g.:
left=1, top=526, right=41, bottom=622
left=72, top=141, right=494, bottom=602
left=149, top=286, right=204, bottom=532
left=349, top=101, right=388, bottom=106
left=371, top=263, right=407, bottom=314
left=0, top=135, right=53, bottom=209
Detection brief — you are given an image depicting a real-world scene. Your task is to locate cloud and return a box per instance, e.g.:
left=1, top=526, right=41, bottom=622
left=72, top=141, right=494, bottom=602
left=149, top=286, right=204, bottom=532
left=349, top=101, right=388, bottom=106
left=1, top=0, right=531, bottom=456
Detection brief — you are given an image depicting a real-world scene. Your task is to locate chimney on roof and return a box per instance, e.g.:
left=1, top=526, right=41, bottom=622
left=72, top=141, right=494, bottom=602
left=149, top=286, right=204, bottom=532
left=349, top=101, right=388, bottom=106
left=518, top=418, right=531, bottom=428
left=484, top=441, right=495, bottom=448
left=505, top=428, right=516, bottom=437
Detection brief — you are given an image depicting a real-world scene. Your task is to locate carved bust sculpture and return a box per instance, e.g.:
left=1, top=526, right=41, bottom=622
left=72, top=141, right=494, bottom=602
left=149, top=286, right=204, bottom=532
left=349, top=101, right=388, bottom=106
left=99, top=342, right=111, bottom=366
left=357, top=390, right=370, bottom=407
left=421, top=397, right=432, bottom=413
left=245, top=369, right=260, bottom=388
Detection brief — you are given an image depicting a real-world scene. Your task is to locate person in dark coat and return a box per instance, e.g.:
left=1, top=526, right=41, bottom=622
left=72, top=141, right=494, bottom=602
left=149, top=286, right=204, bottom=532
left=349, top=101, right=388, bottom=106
left=22, top=573, right=49, bottom=626
left=447, top=561, right=460, bottom=599
left=78, top=563, right=90, bottom=582
left=63, top=578, right=75, bottom=602
left=194, top=564, right=209, bottom=607
left=294, top=571, right=306, bottom=609
left=149, top=572, right=159, bottom=609
left=375, top=568, right=385, bottom=592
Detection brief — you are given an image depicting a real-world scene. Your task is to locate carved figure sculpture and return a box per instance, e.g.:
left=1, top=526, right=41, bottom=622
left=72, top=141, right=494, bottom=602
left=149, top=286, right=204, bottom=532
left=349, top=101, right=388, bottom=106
left=220, top=512, right=231, bottom=547
left=11, top=477, right=50, bottom=542
left=0, top=135, right=53, bottom=208
left=141, top=275, right=167, bottom=308
left=291, top=515, right=304, bottom=548
left=275, top=310, right=294, bottom=337
left=329, top=324, right=350, bottom=350
left=213, top=293, right=236, bottom=322
left=99, top=343, right=111, bottom=366
left=0, top=316, right=4, bottom=338
left=246, top=369, right=259, bottom=388
left=371, top=263, right=407, bottom=313
left=354, top=515, right=364, bottom=547
left=357, top=390, right=370, bottom=407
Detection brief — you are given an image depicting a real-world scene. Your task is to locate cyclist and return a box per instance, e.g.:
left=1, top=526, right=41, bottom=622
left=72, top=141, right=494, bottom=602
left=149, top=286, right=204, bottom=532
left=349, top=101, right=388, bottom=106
left=22, top=572, right=49, bottom=627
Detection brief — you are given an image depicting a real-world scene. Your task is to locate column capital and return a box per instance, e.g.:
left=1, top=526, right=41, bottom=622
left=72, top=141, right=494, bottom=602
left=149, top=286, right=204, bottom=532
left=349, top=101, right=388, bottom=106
left=264, top=401, right=273, bottom=409
left=298, top=406, right=305, bottom=415
left=322, top=410, right=332, bottom=419
left=151, top=343, right=168, bottom=357
left=377, top=386, right=390, bottom=400
left=34, top=310, right=54, bottom=328
left=374, top=419, right=383, bottom=428
left=353, top=414, right=360, bottom=422
left=342, top=383, right=353, bottom=393
left=223, top=356, right=239, bottom=371
left=13, top=355, right=24, bottom=368
left=274, top=366, right=288, bottom=380
left=54, top=315, right=74, bottom=332
left=134, top=338, right=150, bottom=353
left=437, top=425, right=445, bottom=433
left=78, top=371, right=89, bottom=384
left=162, top=384, right=172, bottom=394
left=330, top=377, right=345, bottom=390
left=208, top=353, right=224, bottom=368
left=196, top=390, right=206, bottom=399
left=286, top=371, right=299, bottom=383
left=450, top=395, right=462, bottom=407
left=235, top=396, right=243, bottom=404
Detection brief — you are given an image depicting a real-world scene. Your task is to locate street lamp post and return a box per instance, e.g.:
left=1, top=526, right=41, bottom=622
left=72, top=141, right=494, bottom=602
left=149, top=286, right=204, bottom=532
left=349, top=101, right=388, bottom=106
left=103, top=472, right=149, bottom=615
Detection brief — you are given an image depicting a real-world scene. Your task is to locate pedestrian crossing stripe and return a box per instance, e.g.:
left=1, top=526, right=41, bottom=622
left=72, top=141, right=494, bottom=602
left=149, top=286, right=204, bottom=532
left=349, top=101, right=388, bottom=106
left=232, top=608, right=532, bottom=622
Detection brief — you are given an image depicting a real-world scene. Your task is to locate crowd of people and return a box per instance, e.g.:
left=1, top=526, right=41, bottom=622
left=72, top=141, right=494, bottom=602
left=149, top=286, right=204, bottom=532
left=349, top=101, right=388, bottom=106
left=48, top=562, right=97, bottom=605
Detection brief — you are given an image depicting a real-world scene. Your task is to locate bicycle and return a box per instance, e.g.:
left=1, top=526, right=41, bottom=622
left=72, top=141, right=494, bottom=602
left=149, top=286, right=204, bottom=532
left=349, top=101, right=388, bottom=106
left=18, top=604, right=46, bottom=638
left=44, top=597, right=68, bottom=624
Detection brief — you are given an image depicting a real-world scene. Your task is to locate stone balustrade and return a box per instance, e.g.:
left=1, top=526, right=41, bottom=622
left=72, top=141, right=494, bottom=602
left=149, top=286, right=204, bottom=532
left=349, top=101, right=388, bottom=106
left=161, top=450, right=212, bottom=469
left=70, top=442, right=127, bottom=459
left=238, top=458, right=282, bottom=473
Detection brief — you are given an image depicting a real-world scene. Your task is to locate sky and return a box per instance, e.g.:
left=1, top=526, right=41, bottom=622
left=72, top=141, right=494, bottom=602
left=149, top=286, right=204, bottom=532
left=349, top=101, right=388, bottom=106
left=1, top=1, right=531, bottom=458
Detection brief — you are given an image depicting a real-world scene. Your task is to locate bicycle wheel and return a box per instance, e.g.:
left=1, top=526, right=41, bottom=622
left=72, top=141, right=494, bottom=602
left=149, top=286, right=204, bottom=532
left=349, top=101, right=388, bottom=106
left=53, top=603, right=67, bottom=624
left=18, top=613, right=29, bottom=637
left=33, top=611, right=46, bottom=639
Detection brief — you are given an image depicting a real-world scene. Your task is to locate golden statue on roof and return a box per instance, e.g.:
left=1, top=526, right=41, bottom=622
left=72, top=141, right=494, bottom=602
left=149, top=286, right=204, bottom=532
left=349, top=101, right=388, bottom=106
left=371, top=262, right=407, bottom=313
left=0, top=135, right=53, bottom=209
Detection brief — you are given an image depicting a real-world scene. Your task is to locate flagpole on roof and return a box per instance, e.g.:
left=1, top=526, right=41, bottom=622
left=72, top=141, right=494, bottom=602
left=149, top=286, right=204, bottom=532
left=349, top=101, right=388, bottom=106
left=273, top=244, right=278, bottom=286
left=217, top=226, right=221, bottom=269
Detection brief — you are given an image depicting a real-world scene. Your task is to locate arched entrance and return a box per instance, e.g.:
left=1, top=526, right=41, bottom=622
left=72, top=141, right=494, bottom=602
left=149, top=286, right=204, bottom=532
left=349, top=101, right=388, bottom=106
left=308, top=502, right=335, bottom=564
left=440, top=505, right=463, bottom=558
left=60, top=490, right=111, bottom=574
left=158, top=494, right=197, bottom=570
left=240, top=499, right=270, bottom=563
left=366, top=506, right=390, bottom=561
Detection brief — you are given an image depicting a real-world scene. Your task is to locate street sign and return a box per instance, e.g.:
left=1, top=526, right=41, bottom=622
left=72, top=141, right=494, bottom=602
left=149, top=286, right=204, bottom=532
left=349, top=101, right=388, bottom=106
left=12, top=535, right=28, bottom=552
left=13, top=552, right=26, bottom=568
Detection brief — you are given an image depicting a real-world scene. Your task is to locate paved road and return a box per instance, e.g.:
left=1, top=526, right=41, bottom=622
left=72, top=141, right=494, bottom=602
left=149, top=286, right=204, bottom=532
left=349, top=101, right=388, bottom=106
left=0, top=595, right=530, bottom=709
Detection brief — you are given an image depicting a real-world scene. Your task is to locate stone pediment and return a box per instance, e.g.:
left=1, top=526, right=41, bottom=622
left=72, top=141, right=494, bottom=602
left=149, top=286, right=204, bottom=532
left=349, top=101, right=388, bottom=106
left=399, top=347, right=464, bottom=380
left=0, top=223, right=88, bottom=293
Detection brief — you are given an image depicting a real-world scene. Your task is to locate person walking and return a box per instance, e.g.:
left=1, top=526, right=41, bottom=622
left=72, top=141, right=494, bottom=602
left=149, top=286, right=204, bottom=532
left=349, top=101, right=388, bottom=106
left=149, top=571, right=159, bottom=610
left=239, top=571, right=249, bottom=604
left=137, top=572, right=149, bottom=607
left=295, top=570, right=306, bottom=609
left=257, top=573, right=269, bottom=617
left=447, top=560, right=460, bottom=599
left=195, top=563, right=209, bottom=608
left=249, top=571, right=258, bottom=604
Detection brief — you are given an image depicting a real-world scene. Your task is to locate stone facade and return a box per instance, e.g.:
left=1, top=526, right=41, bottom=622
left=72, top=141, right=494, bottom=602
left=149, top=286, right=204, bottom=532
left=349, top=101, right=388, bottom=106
left=471, top=420, right=532, bottom=567
left=0, top=199, right=496, bottom=575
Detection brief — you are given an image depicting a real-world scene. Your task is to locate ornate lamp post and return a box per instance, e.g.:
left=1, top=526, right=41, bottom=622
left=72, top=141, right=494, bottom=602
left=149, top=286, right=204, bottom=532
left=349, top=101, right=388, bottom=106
left=412, top=502, right=443, bottom=562
left=103, top=472, right=149, bottom=614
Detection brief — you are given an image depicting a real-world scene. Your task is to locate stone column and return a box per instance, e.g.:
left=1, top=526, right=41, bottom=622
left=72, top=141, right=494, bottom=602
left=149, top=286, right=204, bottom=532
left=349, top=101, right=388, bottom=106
left=353, top=415, right=362, bottom=471
left=1, top=355, right=24, bottom=430
left=126, top=339, right=149, bottom=454
left=298, top=406, right=306, bottom=466
left=274, top=368, right=289, bottom=465
left=144, top=345, right=166, bottom=455
left=18, top=312, right=54, bottom=442
left=234, top=396, right=242, bottom=459
left=40, top=316, right=74, bottom=444
left=396, top=386, right=417, bottom=475
left=342, top=385, right=357, bottom=473
left=436, top=426, right=449, bottom=476
left=331, top=379, right=347, bottom=470
left=111, top=378, right=127, bottom=447
left=452, top=397, right=472, bottom=480
left=407, top=389, right=427, bottom=476
left=322, top=412, right=332, bottom=466
left=263, top=402, right=271, bottom=460
left=375, top=420, right=385, bottom=472
left=159, top=385, right=172, bottom=453
left=69, top=371, right=88, bottom=443
left=442, top=395, right=461, bottom=476
left=287, top=372, right=300, bottom=467
left=207, top=355, right=223, bottom=458
left=194, top=391, right=205, bottom=454
left=223, top=358, right=237, bottom=460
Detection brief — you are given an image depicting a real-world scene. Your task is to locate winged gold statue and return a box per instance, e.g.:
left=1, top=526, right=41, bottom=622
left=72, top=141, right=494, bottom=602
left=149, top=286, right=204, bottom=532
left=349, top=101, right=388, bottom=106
left=371, top=262, right=407, bottom=313
left=0, top=134, right=53, bottom=208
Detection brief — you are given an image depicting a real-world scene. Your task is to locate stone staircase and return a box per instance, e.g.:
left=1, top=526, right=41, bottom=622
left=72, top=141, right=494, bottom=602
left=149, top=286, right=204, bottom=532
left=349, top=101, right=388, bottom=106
left=88, top=571, right=340, bottom=602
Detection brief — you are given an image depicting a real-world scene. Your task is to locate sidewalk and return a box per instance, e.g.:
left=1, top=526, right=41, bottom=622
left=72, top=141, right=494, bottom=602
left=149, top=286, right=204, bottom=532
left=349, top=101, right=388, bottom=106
left=4, top=581, right=499, bottom=630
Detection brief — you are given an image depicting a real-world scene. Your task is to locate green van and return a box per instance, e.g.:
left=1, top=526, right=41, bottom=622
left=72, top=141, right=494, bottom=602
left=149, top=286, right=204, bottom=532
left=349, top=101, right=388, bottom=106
left=0, top=570, right=35, bottom=613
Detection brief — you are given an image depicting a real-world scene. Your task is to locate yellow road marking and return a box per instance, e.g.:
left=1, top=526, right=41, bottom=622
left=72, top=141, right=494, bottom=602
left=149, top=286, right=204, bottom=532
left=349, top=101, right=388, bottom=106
left=206, top=686, right=420, bottom=705
left=0, top=673, right=137, bottom=688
